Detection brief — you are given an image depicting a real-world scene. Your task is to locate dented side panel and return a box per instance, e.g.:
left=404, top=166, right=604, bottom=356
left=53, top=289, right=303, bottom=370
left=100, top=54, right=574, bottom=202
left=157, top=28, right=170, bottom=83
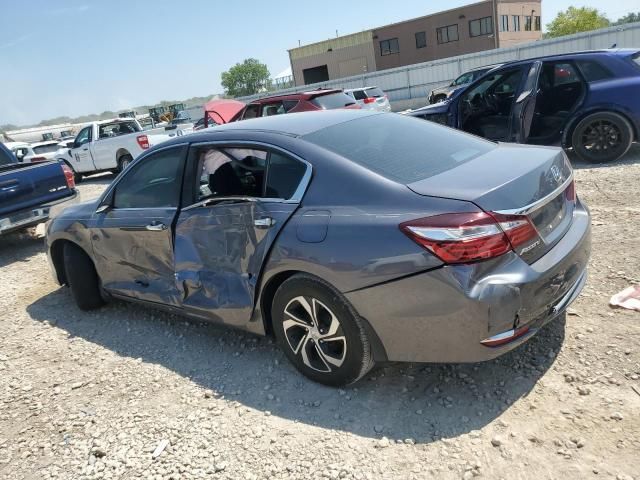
left=174, top=201, right=298, bottom=327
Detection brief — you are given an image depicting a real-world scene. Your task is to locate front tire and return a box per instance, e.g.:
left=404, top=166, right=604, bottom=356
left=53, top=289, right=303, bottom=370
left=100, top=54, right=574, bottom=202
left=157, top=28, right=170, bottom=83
left=272, top=274, right=374, bottom=386
left=63, top=243, right=105, bottom=311
left=571, top=112, right=633, bottom=163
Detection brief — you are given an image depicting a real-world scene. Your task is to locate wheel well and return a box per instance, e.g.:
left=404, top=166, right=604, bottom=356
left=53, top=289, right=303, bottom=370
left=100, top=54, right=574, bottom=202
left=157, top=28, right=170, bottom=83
left=565, top=109, right=637, bottom=147
left=259, top=270, right=299, bottom=336
left=258, top=270, right=389, bottom=362
left=49, top=239, right=95, bottom=286
left=116, top=149, right=131, bottom=163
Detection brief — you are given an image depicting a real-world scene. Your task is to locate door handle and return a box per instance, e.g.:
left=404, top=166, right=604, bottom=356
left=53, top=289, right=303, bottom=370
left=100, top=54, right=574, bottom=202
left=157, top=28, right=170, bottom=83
left=83, top=148, right=89, bottom=151
left=145, top=222, right=167, bottom=231
left=254, top=217, right=275, bottom=228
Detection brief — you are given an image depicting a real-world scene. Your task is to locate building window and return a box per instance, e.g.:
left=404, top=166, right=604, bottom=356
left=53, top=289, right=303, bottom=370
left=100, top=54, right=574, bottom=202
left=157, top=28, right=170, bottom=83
left=436, top=24, right=459, bottom=44
left=380, top=38, right=400, bottom=56
left=500, top=15, right=509, bottom=32
left=534, top=16, right=541, bottom=31
left=415, top=31, right=427, bottom=49
left=469, top=16, right=493, bottom=37
left=513, top=15, right=521, bottom=31
left=524, top=16, right=532, bottom=31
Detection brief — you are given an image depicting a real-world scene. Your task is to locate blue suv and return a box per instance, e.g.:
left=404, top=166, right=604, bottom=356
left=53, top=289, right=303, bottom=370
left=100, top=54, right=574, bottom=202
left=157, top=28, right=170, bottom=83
left=408, top=49, right=640, bottom=163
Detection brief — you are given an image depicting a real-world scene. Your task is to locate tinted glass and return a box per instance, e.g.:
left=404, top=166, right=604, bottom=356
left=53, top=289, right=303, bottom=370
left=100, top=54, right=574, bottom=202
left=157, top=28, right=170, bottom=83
left=553, top=63, right=579, bottom=85
left=304, top=114, right=494, bottom=184
left=283, top=100, right=299, bottom=112
left=113, top=147, right=185, bottom=209
left=311, top=92, right=356, bottom=109
left=242, top=104, right=260, bottom=119
left=365, top=87, right=384, bottom=98
left=0, top=144, right=16, bottom=166
left=577, top=60, right=613, bottom=82
left=266, top=152, right=306, bottom=200
left=33, top=144, right=60, bottom=154
left=196, top=147, right=267, bottom=201
left=352, top=90, right=368, bottom=100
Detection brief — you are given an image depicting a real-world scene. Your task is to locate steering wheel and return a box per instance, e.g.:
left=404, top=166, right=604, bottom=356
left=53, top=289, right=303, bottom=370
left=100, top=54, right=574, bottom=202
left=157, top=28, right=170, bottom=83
left=482, top=92, right=499, bottom=113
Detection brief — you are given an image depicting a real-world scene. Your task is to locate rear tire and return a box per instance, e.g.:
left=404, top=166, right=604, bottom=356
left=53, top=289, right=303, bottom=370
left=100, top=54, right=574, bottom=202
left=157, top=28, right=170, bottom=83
left=571, top=112, right=633, bottom=163
left=272, top=274, right=374, bottom=386
left=63, top=243, right=105, bottom=311
left=118, top=154, right=133, bottom=173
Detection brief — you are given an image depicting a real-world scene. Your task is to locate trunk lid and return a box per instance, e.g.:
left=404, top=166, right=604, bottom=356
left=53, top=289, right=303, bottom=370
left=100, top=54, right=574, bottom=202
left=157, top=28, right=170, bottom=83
left=407, top=143, right=575, bottom=263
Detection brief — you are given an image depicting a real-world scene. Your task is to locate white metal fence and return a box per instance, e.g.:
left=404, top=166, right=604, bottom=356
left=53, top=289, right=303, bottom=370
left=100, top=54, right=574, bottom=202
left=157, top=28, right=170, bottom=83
left=239, top=22, right=640, bottom=107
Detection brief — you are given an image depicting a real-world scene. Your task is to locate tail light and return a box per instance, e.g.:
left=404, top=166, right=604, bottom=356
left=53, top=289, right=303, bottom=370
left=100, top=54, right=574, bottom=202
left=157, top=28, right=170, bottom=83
left=363, top=98, right=376, bottom=104
left=60, top=164, right=75, bottom=189
left=30, top=156, right=47, bottom=163
left=565, top=179, right=576, bottom=202
left=136, top=135, right=150, bottom=149
left=400, top=212, right=537, bottom=264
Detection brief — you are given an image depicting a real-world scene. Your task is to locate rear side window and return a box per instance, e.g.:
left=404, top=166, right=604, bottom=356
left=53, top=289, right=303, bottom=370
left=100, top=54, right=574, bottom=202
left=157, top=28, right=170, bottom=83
left=304, top=114, right=494, bottom=183
left=266, top=152, right=306, bottom=199
left=630, top=52, right=640, bottom=68
left=576, top=60, right=613, bottom=82
left=113, top=146, right=185, bottom=209
left=311, top=92, right=356, bottom=109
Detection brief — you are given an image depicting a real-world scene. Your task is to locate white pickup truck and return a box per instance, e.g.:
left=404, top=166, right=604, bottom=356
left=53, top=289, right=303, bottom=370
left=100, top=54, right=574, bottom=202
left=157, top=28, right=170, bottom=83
left=60, top=118, right=170, bottom=182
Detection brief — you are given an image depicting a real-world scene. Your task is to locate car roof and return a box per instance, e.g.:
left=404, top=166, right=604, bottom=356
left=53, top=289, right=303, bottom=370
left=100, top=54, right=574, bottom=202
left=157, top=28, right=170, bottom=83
left=3, top=142, right=29, bottom=148
left=250, top=89, right=343, bottom=103
left=164, top=110, right=380, bottom=145
left=502, top=48, right=639, bottom=67
left=344, top=86, right=380, bottom=92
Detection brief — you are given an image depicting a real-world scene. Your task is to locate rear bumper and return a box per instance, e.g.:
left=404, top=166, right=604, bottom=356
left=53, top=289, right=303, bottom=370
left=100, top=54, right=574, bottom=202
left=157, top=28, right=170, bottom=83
left=346, top=200, right=591, bottom=363
left=0, top=190, right=79, bottom=235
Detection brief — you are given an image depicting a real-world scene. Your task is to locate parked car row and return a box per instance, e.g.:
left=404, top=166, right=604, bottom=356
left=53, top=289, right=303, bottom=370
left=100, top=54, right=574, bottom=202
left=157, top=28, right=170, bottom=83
left=418, top=49, right=640, bottom=163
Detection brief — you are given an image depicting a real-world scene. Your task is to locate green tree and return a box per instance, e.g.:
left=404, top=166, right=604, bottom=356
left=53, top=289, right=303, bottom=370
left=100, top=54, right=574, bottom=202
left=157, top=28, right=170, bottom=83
left=614, top=12, right=640, bottom=25
left=546, top=7, right=610, bottom=38
left=221, top=58, right=270, bottom=97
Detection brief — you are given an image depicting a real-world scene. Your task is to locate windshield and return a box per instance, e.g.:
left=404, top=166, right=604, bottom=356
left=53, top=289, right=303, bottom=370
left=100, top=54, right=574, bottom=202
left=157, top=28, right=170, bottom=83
left=303, top=113, right=494, bottom=183
left=33, top=143, right=60, bottom=154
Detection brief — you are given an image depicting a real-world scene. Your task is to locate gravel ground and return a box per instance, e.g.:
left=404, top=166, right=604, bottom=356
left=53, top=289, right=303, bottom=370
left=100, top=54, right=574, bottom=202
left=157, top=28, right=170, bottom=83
left=1, top=149, right=639, bottom=480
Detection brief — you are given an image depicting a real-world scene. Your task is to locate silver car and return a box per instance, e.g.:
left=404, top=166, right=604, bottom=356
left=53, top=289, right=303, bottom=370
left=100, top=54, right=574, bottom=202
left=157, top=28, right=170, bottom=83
left=345, top=87, right=391, bottom=112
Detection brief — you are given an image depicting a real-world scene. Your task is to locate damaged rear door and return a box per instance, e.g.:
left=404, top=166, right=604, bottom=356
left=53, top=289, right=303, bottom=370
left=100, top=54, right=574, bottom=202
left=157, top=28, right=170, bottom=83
left=174, top=143, right=310, bottom=327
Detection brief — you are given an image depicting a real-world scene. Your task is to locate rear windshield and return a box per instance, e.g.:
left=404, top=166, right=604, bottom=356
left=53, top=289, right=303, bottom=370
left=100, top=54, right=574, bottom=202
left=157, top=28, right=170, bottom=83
left=311, top=92, right=357, bottom=109
left=365, top=87, right=384, bottom=98
left=303, top=113, right=495, bottom=183
left=33, top=144, right=60, bottom=154
left=98, top=121, right=140, bottom=138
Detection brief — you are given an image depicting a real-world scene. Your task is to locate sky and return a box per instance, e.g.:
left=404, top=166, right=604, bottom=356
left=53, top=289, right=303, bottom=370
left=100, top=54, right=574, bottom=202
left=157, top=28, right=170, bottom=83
left=1, top=0, right=638, bottom=126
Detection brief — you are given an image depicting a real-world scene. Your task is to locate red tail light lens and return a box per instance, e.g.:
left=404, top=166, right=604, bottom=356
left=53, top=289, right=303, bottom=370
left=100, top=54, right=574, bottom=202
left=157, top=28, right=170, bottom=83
left=565, top=180, right=576, bottom=202
left=400, top=212, right=538, bottom=264
left=30, top=156, right=48, bottom=163
left=363, top=97, right=376, bottom=104
left=60, top=164, right=75, bottom=189
left=136, top=135, right=150, bottom=149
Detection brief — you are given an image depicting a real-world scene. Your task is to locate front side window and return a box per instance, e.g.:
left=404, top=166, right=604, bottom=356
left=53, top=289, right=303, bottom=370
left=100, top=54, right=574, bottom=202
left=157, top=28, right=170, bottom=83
left=500, top=15, right=509, bottom=32
left=437, top=24, right=459, bottom=44
left=513, top=15, right=521, bottom=31
left=99, top=121, right=138, bottom=139
left=469, top=16, right=493, bottom=37
left=193, top=146, right=305, bottom=202
left=453, top=72, right=473, bottom=86
left=415, top=31, right=427, bottom=49
left=75, top=126, right=91, bottom=146
left=113, top=146, right=185, bottom=209
left=380, top=38, right=399, bottom=55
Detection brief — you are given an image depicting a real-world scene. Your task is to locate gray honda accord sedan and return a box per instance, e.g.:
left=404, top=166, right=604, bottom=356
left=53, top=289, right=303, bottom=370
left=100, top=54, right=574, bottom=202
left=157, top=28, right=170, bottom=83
left=46, top=110, right=590, bottom=386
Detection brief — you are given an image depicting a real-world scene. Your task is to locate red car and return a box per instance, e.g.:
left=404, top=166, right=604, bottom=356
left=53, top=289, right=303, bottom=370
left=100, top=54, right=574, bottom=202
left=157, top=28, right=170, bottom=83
left=202, top=89, right=359, bottom=128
